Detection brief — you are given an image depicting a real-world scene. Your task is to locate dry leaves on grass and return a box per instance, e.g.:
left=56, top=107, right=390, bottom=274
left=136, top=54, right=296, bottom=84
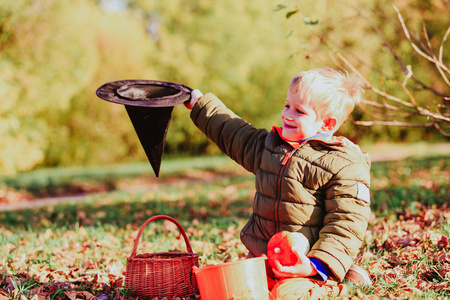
left=0, top=219, right=244, bottom=300
left=356, top=203, right=450, bottom=299
left=0, top=187, right=34, bottom=205
left=1, top=204, right=449, bottom=299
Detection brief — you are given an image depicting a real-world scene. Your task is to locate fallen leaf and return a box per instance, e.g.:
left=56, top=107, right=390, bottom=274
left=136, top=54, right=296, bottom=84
left=65, top=291, right=78, bottom=300
left=81, top=291, right=96, bottom=299
left=0, top=290, right=9, bottom=300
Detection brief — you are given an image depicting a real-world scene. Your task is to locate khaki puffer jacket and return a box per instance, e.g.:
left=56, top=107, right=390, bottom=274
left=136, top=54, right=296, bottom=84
left=191, top=94, right=371, bottom=281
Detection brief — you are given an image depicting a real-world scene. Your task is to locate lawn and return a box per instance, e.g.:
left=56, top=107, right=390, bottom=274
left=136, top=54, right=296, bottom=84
left=0, top=149, right=449, bottom=299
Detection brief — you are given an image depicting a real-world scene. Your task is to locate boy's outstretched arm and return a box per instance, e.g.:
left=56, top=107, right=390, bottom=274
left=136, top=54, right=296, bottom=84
left=186, top=90, right=268, bottom=174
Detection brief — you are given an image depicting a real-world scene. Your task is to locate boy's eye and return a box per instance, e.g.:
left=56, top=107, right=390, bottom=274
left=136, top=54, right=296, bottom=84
left=296, top=109, right=304, bottom=114
left=285, top=104, right=290, bottom=109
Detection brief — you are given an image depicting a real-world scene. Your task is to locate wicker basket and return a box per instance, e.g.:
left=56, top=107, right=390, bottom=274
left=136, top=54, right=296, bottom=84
left=125, top=215, right=199, bottom=299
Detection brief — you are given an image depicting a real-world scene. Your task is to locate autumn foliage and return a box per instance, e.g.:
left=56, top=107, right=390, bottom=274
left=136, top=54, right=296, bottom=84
left=0, top=154, right=449, bottom=299
left=0, top=203, right=448, bottom=299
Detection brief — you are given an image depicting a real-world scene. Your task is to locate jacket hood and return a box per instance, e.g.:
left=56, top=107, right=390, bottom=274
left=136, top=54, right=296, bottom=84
left=306, top=135, right=371, bottom=164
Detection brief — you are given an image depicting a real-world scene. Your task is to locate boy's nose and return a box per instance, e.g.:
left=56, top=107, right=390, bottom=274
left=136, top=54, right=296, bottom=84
left=283, top=110, right=294, bottom=120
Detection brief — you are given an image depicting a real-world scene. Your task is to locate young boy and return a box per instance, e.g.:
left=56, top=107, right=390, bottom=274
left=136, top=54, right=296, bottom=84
left=185, top=68, right=371, bottom=297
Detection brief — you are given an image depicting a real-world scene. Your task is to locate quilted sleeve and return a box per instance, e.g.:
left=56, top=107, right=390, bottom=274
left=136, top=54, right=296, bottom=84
left=307, top=157, right=371, bottom=281
left=190, top=93, right=268, bottom=174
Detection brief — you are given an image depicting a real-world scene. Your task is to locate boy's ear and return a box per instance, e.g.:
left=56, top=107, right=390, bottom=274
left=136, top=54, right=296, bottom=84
left=321, top=117, right=337, bottom=132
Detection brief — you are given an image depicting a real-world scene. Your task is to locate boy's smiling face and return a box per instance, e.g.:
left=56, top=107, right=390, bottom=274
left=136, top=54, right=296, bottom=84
left=281, top=90, right=325, bottom=142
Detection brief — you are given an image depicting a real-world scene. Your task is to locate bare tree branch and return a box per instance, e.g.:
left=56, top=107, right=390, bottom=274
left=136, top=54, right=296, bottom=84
left=354, top=120, right=449, bottom=137
left=393, top=5, right=450, bottom=74
left=401, top=65, right=418, bottom=108
left=354, top=120, right=436, bottom=127
left=434, top=122, right=450, bottom=137
left=337, top=52, right=450, bottom=123
left=325, top=3, right=449, bottom=98
left=437, top=26, right=450, bottom=87
left=439, top=26, right=450, bottom=63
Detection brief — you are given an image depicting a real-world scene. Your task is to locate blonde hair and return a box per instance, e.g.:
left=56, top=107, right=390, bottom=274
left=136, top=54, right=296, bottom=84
left=289, top=68, right=365, bottom=131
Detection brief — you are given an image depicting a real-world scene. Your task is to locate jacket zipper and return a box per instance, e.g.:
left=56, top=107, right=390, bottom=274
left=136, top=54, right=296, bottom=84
left=274, top=150, right=295, bottom=228
left=273, top=137, right=342, bottom=229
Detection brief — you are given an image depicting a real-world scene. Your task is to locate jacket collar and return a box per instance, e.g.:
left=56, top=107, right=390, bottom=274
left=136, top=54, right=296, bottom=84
left=272, top=126, right=347, bottom=149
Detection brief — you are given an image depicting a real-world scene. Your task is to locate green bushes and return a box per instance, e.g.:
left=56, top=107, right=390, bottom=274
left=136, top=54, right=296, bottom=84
left=1, top=0, right=448, bottom=175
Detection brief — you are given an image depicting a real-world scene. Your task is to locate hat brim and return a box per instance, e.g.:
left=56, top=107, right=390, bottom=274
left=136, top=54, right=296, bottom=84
left=96, top=79, right=192, bottom=107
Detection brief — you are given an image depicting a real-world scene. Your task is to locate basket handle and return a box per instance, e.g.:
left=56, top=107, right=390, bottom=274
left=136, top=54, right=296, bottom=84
left=129, top=215, right=194, bottom=260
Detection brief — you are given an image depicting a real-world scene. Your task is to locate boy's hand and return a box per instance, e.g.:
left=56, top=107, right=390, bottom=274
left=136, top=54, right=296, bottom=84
left=272, top=246, right=318, bottom=278
left=185, top=89, right=203, bottom=110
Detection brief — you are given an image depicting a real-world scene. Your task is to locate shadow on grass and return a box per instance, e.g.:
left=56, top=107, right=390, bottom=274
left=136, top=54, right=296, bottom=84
left=0, top=172, right=255, bottom=231
left=0, top=154, right=448, bottom=230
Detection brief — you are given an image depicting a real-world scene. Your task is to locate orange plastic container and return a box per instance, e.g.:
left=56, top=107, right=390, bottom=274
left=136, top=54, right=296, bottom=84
left=193, top=256, right=269, bottom=300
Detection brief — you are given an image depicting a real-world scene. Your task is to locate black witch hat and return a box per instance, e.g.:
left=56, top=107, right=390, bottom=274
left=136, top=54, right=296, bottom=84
left=96, top=80, right=192, bottom=177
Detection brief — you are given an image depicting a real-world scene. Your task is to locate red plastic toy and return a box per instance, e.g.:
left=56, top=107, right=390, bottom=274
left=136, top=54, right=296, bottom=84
left=267, top=231, right=310, bottom=268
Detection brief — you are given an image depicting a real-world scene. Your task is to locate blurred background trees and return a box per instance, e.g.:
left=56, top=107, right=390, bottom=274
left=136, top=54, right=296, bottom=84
left=0, top=0, right=448, bottom=175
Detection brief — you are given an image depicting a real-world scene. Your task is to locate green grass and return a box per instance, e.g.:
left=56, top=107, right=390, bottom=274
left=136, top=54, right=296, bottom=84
left=1, top=154, right=447, bottom=226
left=369, top=155, right=449, bottom=211
left=7, top=276, right=38, bottom=300
left=0, top=152, right=448, bottom=299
